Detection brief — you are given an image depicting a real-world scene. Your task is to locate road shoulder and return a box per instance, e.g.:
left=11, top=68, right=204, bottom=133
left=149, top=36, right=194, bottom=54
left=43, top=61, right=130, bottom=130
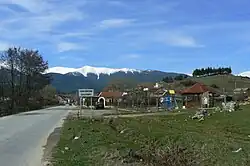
left=42, top=127, right=62, bottom=166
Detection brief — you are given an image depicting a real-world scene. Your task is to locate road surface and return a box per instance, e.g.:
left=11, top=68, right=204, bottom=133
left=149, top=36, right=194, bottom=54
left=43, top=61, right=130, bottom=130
left=0, top=106, right=71, bottom=166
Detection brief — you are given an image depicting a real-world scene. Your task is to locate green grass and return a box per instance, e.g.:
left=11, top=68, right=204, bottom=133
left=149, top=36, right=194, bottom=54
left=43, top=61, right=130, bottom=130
left=163, top=75, right=250, bottom=93
left=53, top=105, right=250, bottom=166
left=192, top=75, right=250, bottom=92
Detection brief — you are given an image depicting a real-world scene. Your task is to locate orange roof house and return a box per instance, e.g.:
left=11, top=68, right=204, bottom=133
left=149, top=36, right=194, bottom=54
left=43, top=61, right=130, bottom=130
left=98, top=92, right=123, bottom=98
left=180, top=82, right=221, bottom=108
left=180, top=83, right=218, bottom=95
left=98, top=91, right=123, bottom=106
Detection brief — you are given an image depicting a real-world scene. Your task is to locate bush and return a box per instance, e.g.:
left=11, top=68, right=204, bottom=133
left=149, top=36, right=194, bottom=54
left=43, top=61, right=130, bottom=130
left=233, top=94, right=247, bottom=101
left=211, top=84, right=219, bottom=89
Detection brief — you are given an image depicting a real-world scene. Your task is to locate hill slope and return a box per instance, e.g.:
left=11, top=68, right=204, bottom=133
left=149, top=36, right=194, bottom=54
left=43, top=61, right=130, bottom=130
left=163, top=75, right=250, bottom=93
left=192, top=75, right=250, bottom=92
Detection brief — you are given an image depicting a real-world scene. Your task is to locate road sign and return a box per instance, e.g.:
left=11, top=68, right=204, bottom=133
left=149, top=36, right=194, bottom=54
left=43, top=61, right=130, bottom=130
left=78, top=89, right=94, bottom=97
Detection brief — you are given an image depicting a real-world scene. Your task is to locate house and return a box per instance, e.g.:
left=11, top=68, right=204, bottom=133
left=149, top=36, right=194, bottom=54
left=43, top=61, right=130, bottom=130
left=98, top=91, right=123, bottom=106
left=233, top=88, right=250, bottom=101
left=234, top=88, right=250, bottom=95
left=154, top=82, right=164, bottom=88
left=180, top=82, right=221, bottom=108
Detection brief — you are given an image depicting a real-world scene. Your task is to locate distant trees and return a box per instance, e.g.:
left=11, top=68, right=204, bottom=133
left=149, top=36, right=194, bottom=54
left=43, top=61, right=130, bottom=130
left=162, top=75, right=188, bottom=83
left=162, top=77, right=174, bottom=83
left=0, top=47, right=54, bottom=116
left=193, top=67, right=232, bottom=77
left=40, top=85, right=58, bottom=106
left=175, top=75, right=188, bottom=81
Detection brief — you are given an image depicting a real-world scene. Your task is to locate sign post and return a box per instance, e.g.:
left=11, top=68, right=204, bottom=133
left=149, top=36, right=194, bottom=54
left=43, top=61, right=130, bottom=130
left=78, top=89, right=94, bottom=115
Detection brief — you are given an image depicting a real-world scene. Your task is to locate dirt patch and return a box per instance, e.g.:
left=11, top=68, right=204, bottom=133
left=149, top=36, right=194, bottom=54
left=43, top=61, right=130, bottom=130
left=42, top=127, right=61, bottom=166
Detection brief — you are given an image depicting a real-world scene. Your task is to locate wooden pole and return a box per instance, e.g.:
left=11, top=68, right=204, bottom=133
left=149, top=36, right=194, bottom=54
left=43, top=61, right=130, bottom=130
left=185, top=96, right=188, bottom=108
left=156, top=97, right=158, bottom=110
left=148, top=92, right=150, bottom=108
left=79, top=97, right=82, bottom=118
left=91, top=97, right=93, bottom=110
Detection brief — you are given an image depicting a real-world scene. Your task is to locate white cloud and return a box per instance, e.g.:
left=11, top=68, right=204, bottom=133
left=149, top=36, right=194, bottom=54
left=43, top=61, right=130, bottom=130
left=126, top=54, right=141, bottom=59
left=157, top=32, right=204, bottom=48
left=118, top=54, right=141, bottom=62
left=99, top=19, right=135, bottom=28
left=166, top=35, right=203, bottom=48
left=59, top=56, right=68, bottom=60
left=58, top=32, right=93, bottom=38
left=107, top=1, right=126, bottom=7
left=59, top=55, right=85, bottom=62
left=0, top=0, right=50, bottom=13
left=0, top=0, right=86, bottom=49
left=57, top=42, right=85, bottom=52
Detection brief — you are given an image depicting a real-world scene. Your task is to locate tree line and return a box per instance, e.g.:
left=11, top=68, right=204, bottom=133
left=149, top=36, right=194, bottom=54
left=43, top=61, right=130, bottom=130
left=192, top=67, right=232, bottom=77
left=162, top=75, right=188, bottom=83
left=0, top=47, right=58, bottom=116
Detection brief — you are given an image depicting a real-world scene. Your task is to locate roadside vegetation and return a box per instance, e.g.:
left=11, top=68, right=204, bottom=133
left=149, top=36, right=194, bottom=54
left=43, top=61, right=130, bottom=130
left=52, top=105, right=250, bottom=166
left=0, top=47, right=57, bottom=116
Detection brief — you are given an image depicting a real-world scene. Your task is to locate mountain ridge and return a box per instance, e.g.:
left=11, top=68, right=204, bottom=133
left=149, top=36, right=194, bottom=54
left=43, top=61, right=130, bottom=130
left=45, top=66, right=250, bottom=92
left=46, top=66, right=141, bottom=78
left=47, top=69, right=187, bottom=93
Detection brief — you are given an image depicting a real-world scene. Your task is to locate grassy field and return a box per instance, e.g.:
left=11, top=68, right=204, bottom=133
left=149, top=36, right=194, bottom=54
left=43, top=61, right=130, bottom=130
left=163, top=75, right=250, bottom=93
left=192, top=75, right=250, bottom=92
left=52, top=106, right=250, bottom=166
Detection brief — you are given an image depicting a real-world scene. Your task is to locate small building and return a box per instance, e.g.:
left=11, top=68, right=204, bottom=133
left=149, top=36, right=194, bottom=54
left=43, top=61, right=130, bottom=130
left=154, top=82, right=164, bottom=88
left=98, top=91, right=123, bottom=106
left=180, top=82, right=220, bottom=108
left=234, top=88, right=250, bottom=95
left=233, top=88, right=250, bottom=101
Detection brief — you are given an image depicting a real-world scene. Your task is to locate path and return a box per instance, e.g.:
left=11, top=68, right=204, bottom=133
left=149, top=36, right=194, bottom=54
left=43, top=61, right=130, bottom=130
left=0, top=106, right=71, bottom=166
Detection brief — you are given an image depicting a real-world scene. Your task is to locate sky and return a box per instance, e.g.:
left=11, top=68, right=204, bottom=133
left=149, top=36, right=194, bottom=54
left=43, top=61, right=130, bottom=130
left=0, top=0, right=249, bottom=74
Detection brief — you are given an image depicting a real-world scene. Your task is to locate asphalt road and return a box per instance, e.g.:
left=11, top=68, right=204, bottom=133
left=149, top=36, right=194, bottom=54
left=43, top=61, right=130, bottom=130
left=0, top=106, right=71, bottom=166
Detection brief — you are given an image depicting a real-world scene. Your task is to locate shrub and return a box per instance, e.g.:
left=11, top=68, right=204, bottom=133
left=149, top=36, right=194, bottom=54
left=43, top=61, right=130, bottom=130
left=211, top=84, right=219, bottom=89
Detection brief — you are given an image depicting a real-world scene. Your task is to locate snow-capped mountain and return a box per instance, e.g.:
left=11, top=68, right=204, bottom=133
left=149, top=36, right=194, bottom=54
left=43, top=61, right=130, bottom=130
left=46, top=66, right=140, bottom=78
left=46, top=66, right=186, bottom=92
left=238, top=71, right=250, bottom=78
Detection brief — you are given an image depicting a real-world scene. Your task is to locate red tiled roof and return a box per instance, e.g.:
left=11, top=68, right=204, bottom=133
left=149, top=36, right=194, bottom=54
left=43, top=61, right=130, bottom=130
left=180, top=83, right=217, bottom=94
left=99, top=92, right=123, bottom=98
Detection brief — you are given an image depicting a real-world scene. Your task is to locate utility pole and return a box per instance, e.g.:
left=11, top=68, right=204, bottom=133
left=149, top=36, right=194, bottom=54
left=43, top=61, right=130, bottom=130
left=223, top=88, right=226, bottom=104
left=148, top=91, right=150, bottom=108
left=78, top=96, right=81, bottom=119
